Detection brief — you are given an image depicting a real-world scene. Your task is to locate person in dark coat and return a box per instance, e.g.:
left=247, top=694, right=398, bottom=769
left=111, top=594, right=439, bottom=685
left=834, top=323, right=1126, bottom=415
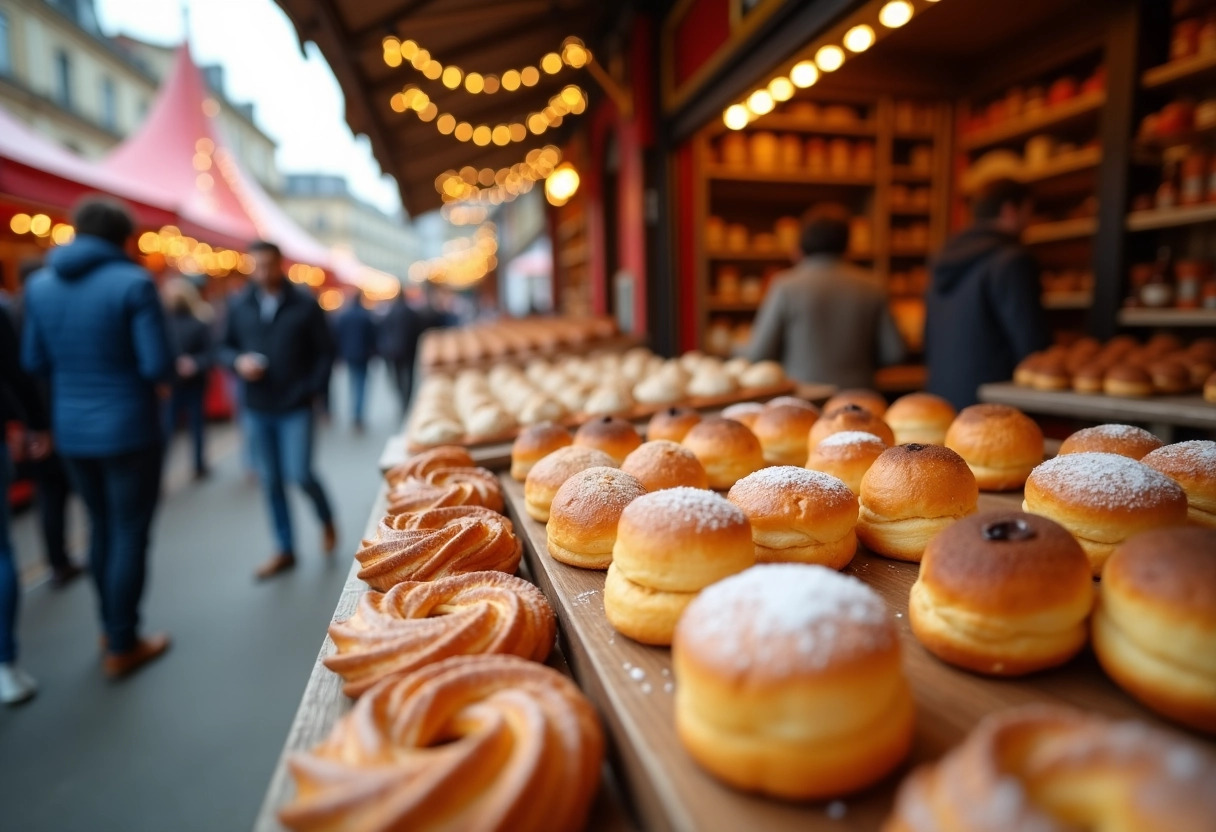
left=219, top=241, right=337, bottom=580
left=333, top=291, right=378, bottom=432
left=21, top=197, right=173, bottom=679
left=162, top=277, right=214, bottom=478
left=924, top=178, right=1050, bottom=410
left=0, top=308, right=50, bottom=703
left=378, top=292, right=424, bottom=417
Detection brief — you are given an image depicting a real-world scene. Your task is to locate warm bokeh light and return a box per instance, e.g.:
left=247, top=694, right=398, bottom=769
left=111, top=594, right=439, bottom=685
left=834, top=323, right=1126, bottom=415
left=30, top=214, right=51, bottom=237
left=521, top=66, right=540, bottom=86
left=465, top=72, right=484, bottom=94
left=544, top=162, right=580, bottom=206
left=472, top=125, right=492, bottom=146
left=879, top=0, right=914, bottom=28
left=541, top=52, right=563, bottom=74
left=768, top=77, right=795, bottom=101
left=437, top=114, right=456, bottom=134
left=454, top=122, right=473, bottom=142
left=790, top=60, right=819, bottom=88
left=844, top=24, right=876, bottom=52
left=815, top=45, right=845, bottom=71
left=501, top=69, right=521, bottom=91
left=746, top=89, right=775, bottom=116
left=9, top=213, right=31, bottom=234
left=723, top=104, right=750, bottom=130
left=318, top=289, right=344, bottom=312
left=441, top=66, right=462, bottom=89
left=51, top=223, right=75, bottom=245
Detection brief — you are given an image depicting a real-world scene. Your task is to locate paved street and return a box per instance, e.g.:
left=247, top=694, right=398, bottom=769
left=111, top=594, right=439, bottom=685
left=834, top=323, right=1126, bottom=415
left=0, top=365, right=399, bottom=832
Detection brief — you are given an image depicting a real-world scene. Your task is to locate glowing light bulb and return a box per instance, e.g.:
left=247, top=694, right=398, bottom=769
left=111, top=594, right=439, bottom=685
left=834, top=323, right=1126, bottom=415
left=879, top=0, right=914, bottom=28
left=844, top=24, right=875, bottom=52
left=815, top=45, right=845, bottom=72
left=746, top=89, right=775, bottom=116
left=790, top=61, right=819, bottom=88
left=768, top=77, right=795, bottom=101
left=723, top=104, right=750, bottom=130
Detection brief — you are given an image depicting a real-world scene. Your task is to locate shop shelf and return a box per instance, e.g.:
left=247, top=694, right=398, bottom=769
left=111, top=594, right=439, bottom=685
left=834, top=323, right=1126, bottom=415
left=890, top=246, right=929, bottom=257
left=1019, top=146, right=1102, bottom=184
left=1042, top=291, right=1092, bottom=310
left=891, top=166, right=933, bottom=182
left=1142, top=50, right=1216, bottom=90
left=889, top=205, right=932, bottom=215
left=1022, top=216, right=1097, bottom=244
left=1126, top=202, right=1216, bottom=231
left=706, top=249, right=792, bottom=262
left=1117, top=308, right=1216, bottom=327
left=706, top=298, right=761, bottom=312
left=741, top=114, right=878, bottom=136
left=705, top=166, right=875, bottom=186
left=961, top=90, right=1106, bottom=151
left=1135, top=122, right=1216, bottom=151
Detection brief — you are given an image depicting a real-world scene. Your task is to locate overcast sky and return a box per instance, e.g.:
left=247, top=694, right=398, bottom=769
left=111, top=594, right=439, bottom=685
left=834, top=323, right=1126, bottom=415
left=95, top=0, right=404, bottom=215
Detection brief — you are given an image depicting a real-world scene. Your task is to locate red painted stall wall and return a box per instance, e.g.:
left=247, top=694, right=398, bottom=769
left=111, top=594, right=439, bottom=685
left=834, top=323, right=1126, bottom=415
left=672, top=0, right=732, bottom=87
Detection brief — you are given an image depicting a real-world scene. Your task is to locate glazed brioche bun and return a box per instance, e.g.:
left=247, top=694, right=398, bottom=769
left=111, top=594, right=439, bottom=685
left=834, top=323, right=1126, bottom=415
left=546, top=467, right=647, bottom=569
left=809, top=404, right=895, bottom=450
left=1140, top=440, right=1216, bottom=528
left=681, top=418, right=766, bottom=490
left=524, top=446, right=618, bottom=523
left=804, top=431, right=887, bottom=495
left=823, top=388, right=887, bottom=418
left=573, top=416, right=642, bottom=465
left=909, top=512, right=1094, bottom=676
left=511, top=422, right=572, bottom=481
left=1023, top=452, right=1189, bottom=576
left=673, top=564, right=912, bottom=800
left=1030, top=354, right=1072, bottom=391
left=765, top=395, right=819, bottom=412
left=884, top=392, right=956, bottom=446
left=1058, top=424, right=1163, bottom=460
left=945, top=404, right=1043, bottom=492
left=1104, top=364, right=1154, bottom=397
left=620, top=440, right=708, bottom=491
left=857, top=444, right=979, bottom=562
left=603, top=564, right=698, bottom=646
left=727, top=467, right=858, bottom=569
left=738, top=359, right=786, bottom=388
left=752, top=404, right=820, bottom=467
left=1072, top=361, right=1108, bottom=394
left=1093, top=527, right=1216, bottom=733
left=647, top=406, right=702, bottom=443
left=718, top=401, right=765, bottom=430
left=1013, top=352, right=1041, bottom=386
left=1150, top=359, right=1191, bottom=394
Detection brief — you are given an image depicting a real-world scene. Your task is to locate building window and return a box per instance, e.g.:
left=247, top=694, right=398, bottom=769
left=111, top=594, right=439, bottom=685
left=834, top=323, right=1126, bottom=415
left=100, top=76, right=117, bottom=130
left=54, top=49, right=72, bottom=109
left=0, top=11, right=11, bottom=76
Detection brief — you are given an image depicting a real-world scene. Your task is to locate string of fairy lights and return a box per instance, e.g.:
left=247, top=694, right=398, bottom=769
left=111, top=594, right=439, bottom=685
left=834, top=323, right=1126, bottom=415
left=382, top=35, right=591, bottom=92
left=391, top=83, right=587, bottom=145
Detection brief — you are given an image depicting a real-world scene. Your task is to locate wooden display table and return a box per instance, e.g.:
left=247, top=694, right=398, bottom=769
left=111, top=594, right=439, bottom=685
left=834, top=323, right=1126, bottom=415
left=979, top=382, right=1216, bottom=441
left=498, top=475, right=1214, bottom=832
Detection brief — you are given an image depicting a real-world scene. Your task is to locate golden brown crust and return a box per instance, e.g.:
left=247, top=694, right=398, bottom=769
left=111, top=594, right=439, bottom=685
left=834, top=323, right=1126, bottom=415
left=884, top=393, right=956, bottom=446
left=1140, top=440, right=1216, bottom=528
left=523, top=446, right=618, bottom=522
left=620, top=440, right=708, bottom=491
left=718, top=401, right=765, bottom=430
left=727, top=467, right=859, bottom=568
left=805, top=431, right=887, bottom=494
left=1030, top=354, right=1072, bottom=390
left=823, top=388, right=888, bottom=418
left=510, top=423, right=572, bottom=480
left=751, top=403, right=821, bottom=466
left=572, top=415, right=642, bottom=464
left=646, top=406, right=702, bottom=442
left=385, top=446, right=476, bottom=485
left=681, top=417, right=766, bottom=490
left=1058, top=424, right=1164, bottom=460
left=945, top=403, right=1043, bottom=491
left=1104, top=364, right=1154, bottom=397
left=1150, top=358, right=1192, bottom=394
left=546, top=467, right=647, bottom=569
left=1072, top=361, right=1108, bottom=394
left=1207, top=370, right=1216, bottom=403
left=809, top=404, right=896, bottom=449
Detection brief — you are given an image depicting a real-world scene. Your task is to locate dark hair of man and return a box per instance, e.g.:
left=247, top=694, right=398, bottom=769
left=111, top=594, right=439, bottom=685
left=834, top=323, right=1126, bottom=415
left=972, top=178, right=1031, bottom=222
left=72, top=197, right=135, bottom=247
left=248, top=240, right=283, bottom=259
left=799, top=203, right=852, bottom=257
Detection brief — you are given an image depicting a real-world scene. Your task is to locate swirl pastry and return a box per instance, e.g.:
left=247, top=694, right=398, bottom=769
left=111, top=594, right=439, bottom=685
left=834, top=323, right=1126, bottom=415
left=386, top=481, right=480, bottom=515
left=324, top=572, right=556, bottom=697
left=885, top=706, right=1216, bottom=832
left=280, top=655, right=605, bottom=832
left=387, top=446, right=475, bottom=482
left=356, top=506, right=522, bottom=590
left=386, top=456, right=504, bottom=514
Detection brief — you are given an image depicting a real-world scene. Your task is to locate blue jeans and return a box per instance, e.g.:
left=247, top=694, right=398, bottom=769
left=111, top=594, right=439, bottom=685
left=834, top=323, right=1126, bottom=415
left=247, top=408, right=333, bottom=555
left=163, top=384, right=206, bottom=474
left=64, top=444, right=164, bottom=654
left=348, top=362, right=369, bottom=426
left=0, top=444, right=18, bottom=663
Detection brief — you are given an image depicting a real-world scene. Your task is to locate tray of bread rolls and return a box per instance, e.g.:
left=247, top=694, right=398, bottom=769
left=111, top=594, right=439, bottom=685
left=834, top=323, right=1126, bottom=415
left=418, top=316, right=634, bottom=373
left=493, top=392, right=1216, bottom=832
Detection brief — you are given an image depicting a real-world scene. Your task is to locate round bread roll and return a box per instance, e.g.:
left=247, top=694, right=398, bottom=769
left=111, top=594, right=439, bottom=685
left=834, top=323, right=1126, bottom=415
left=1141, top=440, right=1216, bottom=528
left=719, top=402, right=765, bottom=430
left=511, top=423, right=573, bottom=481
left=687, top=368, right=738, bottom=397
left=885, top=706, right=1216, bottom=832
left=620, top=440, right=708, bottom=491
left=681, top=418, right=766, bottom=490
left=738, top=360, right=785, bottom=388
left=673, top=564, right=913, bottom=800
left=723, top=356, right=751, bottom=379
left=765, top=395, right=819, bottom=412
left=805, top=431, right=888, bottom=495
left=583, top=383, right=633, bottom=416
left=727, top=467, right=858, bottom=568
left=1104, top=364, right=1154, bottom=397
left=605, top=488, right=754, bottom=645
left=1191, top=337, right=1216, bottom=362
left=646, top=407, right=701, bottom=443
left=884, top=392, right=956, bottom=446
left=857, top=444, right=979, bottom=562
left=945, top=403, right=1043, bottom=492
left=909, top=511, right=1094, bottom=676
left=1151, top=359, right=1192, bottom=394
left=518, top=394, right=567, bottom=426
left=823, top=389, right=887, bottom=418
left=1183, top=356, right=1214, bottom=389
left=1093, top=527, right=1216, bottom=733
left=1058, top=424, right=1163, bottom=460
left=633, top=373, right=685, bottom=405
left=751, top=403, right=820, bottom=467
left=547, top=467, right=647, bottom=569
left=1030, top=354, right=1071, bottom=391
left=572, top=416, right=642, bottom=465
left=1013, top=352, right=1041, bottom=386
left=1072, top=361, right=1108, bottom=394
left=524, top=446, right=618, bottom=523
left=808, top=404, right=895, bottom=450
left=1208, top=370, right=1216, bottom=403
left=1145, top=332, right=1183, bottom=357
left=1023, top=452, right=1189, bottom=576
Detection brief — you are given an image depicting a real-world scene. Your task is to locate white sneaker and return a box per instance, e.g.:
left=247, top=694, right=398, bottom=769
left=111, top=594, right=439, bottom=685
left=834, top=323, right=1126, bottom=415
left=0, top=663, right=37, bottom=705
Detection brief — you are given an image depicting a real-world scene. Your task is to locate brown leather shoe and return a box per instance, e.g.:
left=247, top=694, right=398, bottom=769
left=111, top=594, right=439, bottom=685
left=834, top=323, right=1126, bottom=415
left=255, top=552, right=297, bottom=580
left=322, top=523, right=337, bottom=556
left=103, top=633, right=171, bottom=679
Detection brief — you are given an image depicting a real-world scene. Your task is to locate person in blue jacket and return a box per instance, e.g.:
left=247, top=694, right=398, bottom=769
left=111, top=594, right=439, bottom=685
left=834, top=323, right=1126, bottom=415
left=21, top=197, right=173, bottom=680
left=332, top=290, right=378, bottom=433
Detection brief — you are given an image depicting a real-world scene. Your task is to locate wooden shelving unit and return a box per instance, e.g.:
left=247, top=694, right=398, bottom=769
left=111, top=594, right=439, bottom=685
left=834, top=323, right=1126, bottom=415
left=704, top=167, right=876, bottom=186
left=1142, top=50, right=1216, bottom=90
left=1042, top=291, right=1093, bottom=310
left=1126, top=202, right=1216, bottom=231
left=1019, top=146, right=1103, bottom=184
left=732, top=114, right=878, bottom=137
left=1023, top=216, right=1098, bottom=244
left=1117, top=307, right=1216, bottom=327
left=960, top=90, right=1106, bottom=151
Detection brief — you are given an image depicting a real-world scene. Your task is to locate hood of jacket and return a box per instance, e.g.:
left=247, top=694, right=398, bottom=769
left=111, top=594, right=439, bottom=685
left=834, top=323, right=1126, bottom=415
left=931, top=226, right=1021, bottom=293
left=45, top=234, right=130, bottom=281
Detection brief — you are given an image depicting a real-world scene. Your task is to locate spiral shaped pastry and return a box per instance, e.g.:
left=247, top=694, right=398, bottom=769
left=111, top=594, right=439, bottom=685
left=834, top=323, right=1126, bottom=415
left=324, top=572, right=556, bottom=697
left=386, top=481, right=480, bottom=515
left=279, top=655, right=605, bottom=832
left=386, top=450, right=504, bottom=514
left=356, top=506, right=522, bottom=590
left=885, top=706, right=1216, bottom=832
left=387, top=446, right=475, bottom=483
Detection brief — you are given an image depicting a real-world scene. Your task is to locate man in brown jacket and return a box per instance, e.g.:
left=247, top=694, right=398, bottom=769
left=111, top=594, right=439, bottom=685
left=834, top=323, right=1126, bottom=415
left=742, top=204, right=905, bottom=387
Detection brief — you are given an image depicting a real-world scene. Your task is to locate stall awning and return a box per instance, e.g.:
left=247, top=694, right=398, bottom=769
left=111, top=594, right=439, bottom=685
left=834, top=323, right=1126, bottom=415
left=273, top=0, right=609, bottom=215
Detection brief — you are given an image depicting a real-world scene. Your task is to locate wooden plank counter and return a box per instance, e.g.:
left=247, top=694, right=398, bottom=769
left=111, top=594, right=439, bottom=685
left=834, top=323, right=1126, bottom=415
left=498, top=474, right=1215, bottom=832
left=979, top=382, right=1216, bottom=441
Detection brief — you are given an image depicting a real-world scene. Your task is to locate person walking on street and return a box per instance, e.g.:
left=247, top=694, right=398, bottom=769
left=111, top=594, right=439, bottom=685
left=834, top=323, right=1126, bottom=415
left=21, top=197, right=173, bottom=679
left=378, top=292, right=424, bottom=417
left=333, top=290, right=378, bottom=432
left=162, top=277, right=214, bottom=479
left=220, top=241, right=337, bottom=580
left=0, top=309, right=51, bottom=703
left=924, top=178, right=1050, bottom=410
